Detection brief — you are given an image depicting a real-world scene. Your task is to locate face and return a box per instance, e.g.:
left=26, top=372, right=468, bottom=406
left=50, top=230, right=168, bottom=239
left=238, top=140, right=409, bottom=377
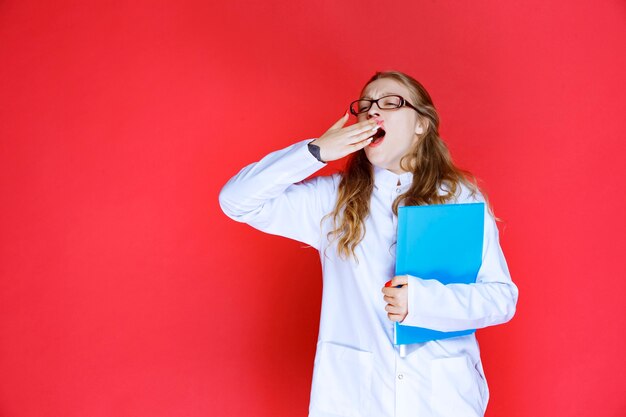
left=357, top=78, right=426, bottom=174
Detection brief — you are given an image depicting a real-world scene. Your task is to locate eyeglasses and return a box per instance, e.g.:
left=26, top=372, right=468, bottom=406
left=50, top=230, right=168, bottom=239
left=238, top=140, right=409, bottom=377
left=349, top=94, right=422, bottom=116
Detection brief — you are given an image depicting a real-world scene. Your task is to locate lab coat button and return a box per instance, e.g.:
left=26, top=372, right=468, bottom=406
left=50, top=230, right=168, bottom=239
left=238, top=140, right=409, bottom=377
left=397, top=373, right=404, bottom=380
left=396, top=188, right=401, bottom=193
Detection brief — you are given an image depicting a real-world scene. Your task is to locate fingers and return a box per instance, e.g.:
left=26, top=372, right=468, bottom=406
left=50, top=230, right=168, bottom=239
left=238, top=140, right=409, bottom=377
left=381, top=282, right=406, bottom=295
left=391, top=275, right=409, bottom=287
left=348, top=124, right=381, bottom=147
left=382, top=276, right=408, bottom=322
left=387, top=313, right=405, bottom=322
left=316, top=117, right=378, bottom=162
left=383, top=294, right=406, bottom=307
left=385, top=301, right=408, bottom=322
left=343, top=118, right=378, bottom=134
left=384, top=304, right=404, bottom=314
left=350, top=134, right=375, bottom=149
left=324, top=112, right=376, bottom=137
left=323, top=117, right=375, bottom=142
left=381, top=286, right=396, bottom=296
left=382, top=290, right=406, bottom=307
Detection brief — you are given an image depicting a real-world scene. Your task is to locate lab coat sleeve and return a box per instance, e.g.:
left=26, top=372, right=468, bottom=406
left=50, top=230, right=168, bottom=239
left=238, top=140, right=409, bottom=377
left=218, top=139, right=332, bottom=250
left=401, top=203, right=519, bottom=332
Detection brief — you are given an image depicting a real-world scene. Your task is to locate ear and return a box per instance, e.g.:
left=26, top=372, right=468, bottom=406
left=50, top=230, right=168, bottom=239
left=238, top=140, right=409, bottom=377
left=414, top=117, right=427, bottom=135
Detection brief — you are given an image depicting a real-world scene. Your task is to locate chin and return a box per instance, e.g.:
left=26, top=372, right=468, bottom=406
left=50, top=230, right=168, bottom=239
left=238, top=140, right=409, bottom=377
left=365, top=149, right=406, bottom=174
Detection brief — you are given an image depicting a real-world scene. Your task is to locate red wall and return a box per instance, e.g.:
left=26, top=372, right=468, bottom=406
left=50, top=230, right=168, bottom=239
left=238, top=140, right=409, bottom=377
left=1, top=1, right=625, bottom=416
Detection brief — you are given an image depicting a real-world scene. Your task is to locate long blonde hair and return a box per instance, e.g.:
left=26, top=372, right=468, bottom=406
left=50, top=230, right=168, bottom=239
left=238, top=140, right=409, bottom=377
left=326, top=71, right=488, bottom=260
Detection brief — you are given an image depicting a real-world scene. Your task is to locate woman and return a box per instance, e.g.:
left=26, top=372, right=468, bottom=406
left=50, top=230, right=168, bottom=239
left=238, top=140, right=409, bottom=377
left=219, top=70, right=518, bottom=417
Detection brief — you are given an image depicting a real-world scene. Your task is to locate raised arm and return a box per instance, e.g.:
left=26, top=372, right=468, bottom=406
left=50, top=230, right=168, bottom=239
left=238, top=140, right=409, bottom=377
left=219, top=139, right=330, bottom=248
left=219, top=113, right=382, bottom=249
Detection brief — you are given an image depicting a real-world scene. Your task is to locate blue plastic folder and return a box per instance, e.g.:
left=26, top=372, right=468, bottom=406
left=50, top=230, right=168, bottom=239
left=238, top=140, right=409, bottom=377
left=394, top=202, right=485, bottom=345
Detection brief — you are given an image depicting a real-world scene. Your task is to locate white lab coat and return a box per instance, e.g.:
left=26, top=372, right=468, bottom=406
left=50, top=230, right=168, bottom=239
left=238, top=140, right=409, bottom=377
left=219, top=139, right=518, bottom=417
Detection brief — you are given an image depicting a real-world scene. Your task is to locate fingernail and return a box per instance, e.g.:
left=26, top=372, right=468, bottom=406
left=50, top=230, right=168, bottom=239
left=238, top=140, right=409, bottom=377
left=385, top=280, right=393, bottom=287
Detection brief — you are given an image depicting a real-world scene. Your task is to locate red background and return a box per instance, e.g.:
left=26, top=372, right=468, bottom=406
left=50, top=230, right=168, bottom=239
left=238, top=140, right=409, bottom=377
left=1, top=1, right=625, bottom=416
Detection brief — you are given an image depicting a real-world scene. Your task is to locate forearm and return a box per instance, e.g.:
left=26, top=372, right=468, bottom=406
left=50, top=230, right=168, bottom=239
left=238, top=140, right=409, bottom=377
left=402, top=276, right=519, bottom=332
left=219, top=139, right=325, bottom=221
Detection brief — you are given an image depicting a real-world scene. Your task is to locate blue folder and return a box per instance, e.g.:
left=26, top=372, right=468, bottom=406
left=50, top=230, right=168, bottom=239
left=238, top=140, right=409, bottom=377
left=394, top=202, right=485, bottom=345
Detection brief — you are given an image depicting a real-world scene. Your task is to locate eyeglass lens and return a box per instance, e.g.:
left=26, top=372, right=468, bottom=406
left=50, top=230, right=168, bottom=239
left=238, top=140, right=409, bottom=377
left=351, top=95, right=403, bottom=114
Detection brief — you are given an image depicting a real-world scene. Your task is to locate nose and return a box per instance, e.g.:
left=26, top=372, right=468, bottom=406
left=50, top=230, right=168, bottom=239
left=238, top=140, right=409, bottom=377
left=366, top=104, right=381, bottom=119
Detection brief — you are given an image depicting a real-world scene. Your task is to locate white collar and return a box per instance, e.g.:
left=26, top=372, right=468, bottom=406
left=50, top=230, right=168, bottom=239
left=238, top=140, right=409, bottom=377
left=373, top=165, right=413, bottom=189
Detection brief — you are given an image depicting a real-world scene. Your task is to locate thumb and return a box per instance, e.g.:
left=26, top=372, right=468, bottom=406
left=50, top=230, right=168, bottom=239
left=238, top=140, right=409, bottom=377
left=329, top=111, right=350, bottom=130
left=391, top=275, right=409, bottom=287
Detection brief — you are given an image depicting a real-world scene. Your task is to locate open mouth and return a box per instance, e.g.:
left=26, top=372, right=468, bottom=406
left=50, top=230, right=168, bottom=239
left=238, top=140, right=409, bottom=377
left=371, top=128, right=386, bottom=144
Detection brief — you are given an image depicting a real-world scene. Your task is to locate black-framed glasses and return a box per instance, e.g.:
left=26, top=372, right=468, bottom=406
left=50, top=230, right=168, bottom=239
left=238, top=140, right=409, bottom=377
left=349, top=94, right=422, bottom=116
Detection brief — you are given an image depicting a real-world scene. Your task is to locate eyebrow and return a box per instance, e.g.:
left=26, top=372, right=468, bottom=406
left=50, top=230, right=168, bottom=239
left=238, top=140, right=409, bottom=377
left=361, top=92, right=398, bottom=99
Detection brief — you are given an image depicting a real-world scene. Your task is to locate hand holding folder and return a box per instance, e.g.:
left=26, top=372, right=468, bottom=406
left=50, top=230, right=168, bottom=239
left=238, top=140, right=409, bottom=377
left=394, top=202, right=485, bottom=345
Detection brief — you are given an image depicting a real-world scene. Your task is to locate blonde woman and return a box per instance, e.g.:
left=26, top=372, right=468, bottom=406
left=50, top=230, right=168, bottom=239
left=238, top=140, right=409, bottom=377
left=219, top=70, right=518, bottom=417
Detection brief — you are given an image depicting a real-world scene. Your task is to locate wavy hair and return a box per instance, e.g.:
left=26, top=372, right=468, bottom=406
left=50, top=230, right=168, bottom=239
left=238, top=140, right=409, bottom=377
left=326, top=71, right=491, bottom=260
